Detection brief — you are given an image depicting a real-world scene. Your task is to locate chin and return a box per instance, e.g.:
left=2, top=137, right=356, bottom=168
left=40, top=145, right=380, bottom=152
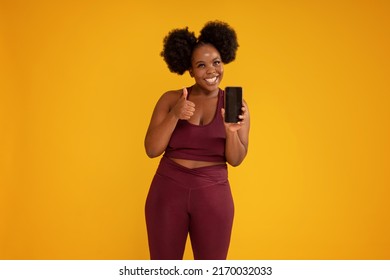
left=203, top=84, right=220, bottom=92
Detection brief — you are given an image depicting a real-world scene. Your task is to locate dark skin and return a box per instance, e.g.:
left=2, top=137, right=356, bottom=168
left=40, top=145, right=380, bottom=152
left=145, top=43, right=250, bottom=168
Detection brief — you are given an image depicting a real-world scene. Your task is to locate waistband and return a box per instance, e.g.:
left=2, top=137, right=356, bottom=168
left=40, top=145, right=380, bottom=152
left=156, top=156, right=228, bottom=189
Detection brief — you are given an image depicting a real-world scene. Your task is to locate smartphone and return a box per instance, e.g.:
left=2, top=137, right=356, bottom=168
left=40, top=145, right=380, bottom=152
left=225, top=86, right=242, bottom=123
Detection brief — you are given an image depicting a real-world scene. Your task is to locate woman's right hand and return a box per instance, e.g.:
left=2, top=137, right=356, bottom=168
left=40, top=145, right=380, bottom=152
left=171, top=87, right=195, bottom=120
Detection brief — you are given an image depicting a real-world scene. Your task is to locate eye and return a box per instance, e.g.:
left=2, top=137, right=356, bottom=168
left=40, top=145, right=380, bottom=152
left=197, top=63, right=205, bottom=68
left=214, top=60, right=221, bottom=66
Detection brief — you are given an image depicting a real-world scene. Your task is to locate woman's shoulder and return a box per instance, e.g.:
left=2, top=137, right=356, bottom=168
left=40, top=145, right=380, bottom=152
left=155, top=89, right=183, bottom=107
left=162, top=89, right=182, bottom=98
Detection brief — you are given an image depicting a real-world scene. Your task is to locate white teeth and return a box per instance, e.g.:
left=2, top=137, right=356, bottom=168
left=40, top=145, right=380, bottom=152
left=206, top=77, right=218, bottom=83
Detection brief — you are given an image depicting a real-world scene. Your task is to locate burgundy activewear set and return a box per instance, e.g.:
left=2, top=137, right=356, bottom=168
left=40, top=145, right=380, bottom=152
left=145, top=87, right=234, bottom=260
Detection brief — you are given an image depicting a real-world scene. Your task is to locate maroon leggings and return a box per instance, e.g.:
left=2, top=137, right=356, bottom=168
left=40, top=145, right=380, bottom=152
left=145, top=156, right=234, bottom=260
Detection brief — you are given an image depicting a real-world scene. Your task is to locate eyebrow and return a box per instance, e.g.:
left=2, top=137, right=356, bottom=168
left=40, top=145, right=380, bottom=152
left=194, top=57, right=221, bottom=65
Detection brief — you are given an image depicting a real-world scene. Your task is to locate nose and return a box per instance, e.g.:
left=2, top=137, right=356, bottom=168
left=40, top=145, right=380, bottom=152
left=206, top=65, right=216, bottom=74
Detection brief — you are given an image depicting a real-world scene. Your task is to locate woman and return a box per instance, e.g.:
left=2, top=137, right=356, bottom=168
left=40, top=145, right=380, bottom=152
left=144, top=21, right=250, bottom=260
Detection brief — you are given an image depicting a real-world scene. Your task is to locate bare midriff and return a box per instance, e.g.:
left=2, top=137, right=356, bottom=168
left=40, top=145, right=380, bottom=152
left=169, top=158, right=225, bottom=169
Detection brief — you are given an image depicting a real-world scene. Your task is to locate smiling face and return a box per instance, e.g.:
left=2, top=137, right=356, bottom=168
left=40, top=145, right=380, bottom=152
left=189, top=43, right=224, bottom=93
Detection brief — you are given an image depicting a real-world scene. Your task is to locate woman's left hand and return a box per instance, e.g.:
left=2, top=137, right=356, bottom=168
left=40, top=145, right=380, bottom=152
left=221, top=102, right=248, bottom=133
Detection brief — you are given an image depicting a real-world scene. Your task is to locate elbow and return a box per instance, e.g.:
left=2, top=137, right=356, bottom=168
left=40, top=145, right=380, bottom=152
left=226, top=150, right=248, bottom=167
left=145, top=148, right=162, bottom=159
left=144, top=135, right=166, bottom=158
left=144, top=139, right=159, bottom=158
left=145, top=151, right=155, bottom=158
left=226, top=154, right=245, bottom=167
left=144, top=143, right=164, bottom=158
left=228, top=159, right=244, bottom=167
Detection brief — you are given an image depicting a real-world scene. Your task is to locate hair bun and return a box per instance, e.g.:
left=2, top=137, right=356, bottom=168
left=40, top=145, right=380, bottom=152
left=160, top=27, right=197, bottom=75
left=198, top=21, right=239, bottom=64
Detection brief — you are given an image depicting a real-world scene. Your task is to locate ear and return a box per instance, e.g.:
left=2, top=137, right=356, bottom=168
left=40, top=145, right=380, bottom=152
left=189, top=69, right=194, bottom=77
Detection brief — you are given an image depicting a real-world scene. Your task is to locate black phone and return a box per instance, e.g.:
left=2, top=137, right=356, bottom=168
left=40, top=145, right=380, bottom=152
left=225, top=86, right=242, bottom=123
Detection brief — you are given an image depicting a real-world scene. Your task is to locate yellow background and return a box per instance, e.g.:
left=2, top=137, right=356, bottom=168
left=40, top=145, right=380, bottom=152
left=1, top=0, right=389, bottom=259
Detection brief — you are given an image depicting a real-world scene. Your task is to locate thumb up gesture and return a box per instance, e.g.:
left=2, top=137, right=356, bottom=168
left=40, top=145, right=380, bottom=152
left=172, top=88, right=195, bottom=120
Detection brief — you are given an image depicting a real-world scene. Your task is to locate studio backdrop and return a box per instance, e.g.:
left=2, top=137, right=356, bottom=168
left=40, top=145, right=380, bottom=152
left=1, top=0, right=389, bottom=259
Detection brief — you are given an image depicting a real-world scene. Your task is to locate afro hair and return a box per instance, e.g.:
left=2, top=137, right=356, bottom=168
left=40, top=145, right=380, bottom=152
left=160, top=21, right=239, bottom=75
left=198, top=20, right=239, bottom=64
left=160, top=27, right=197, bottom=75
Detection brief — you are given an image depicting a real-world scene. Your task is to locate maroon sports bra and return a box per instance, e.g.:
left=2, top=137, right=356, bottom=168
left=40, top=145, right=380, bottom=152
left=164, top=87, right=226, bottom=162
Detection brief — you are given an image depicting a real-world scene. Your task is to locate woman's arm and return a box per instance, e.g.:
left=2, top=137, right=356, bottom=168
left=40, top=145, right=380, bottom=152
left=144, top=88, right=195, bottom=158
left=223, top=100, right=250, bottom=166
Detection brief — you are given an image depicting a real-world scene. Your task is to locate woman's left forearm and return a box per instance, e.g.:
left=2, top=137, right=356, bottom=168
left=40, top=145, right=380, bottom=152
left=225, top=130, right=248, bottom=166
left=223, top=100, right=250, bottom=166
